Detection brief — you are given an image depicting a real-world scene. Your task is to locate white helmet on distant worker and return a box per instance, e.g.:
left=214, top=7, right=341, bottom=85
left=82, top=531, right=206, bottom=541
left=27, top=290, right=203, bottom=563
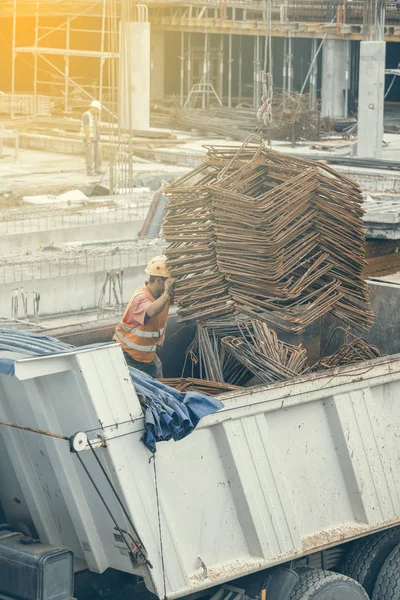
left=145, top=255, right=170, bottom=278
left=90, top=100, right=102, bottom=111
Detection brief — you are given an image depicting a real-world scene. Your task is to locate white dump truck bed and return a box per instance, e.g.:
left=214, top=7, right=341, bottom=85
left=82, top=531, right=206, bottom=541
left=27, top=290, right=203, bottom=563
left=1, top=343, right=400, bottom=599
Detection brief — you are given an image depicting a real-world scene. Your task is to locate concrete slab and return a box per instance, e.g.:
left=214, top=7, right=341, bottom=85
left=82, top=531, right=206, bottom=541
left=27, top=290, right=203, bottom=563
left=0, top=146, right=189, bottom=196
left=0, top=146, right=107, bottom=194
left=0, top=240, right=164, bottom=317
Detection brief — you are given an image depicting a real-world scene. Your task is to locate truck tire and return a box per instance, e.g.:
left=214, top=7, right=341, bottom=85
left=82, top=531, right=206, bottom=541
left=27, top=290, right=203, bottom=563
left=342, top=527, right=400, bottom=596
left=289, top=568, right=369, bottom=599
left=372, top=542, right=400, bottom=599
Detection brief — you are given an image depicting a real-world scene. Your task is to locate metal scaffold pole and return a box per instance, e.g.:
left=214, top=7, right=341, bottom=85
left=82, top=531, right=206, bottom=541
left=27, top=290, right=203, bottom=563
left=255, top=35, right=261, bottom=105
left=99, top=0, right=107, bottom=107
left=64, top=18, right=70, bottom=113
left=238, top=37, right=242, bottom=102
left=187, top=33, right=191, bottom=97
left=344, top=39, right=349, bottom=118
left=202, top=31, right=208, bottom=109
left=218, top=35, right=224, bottom=104
left=228, top=34, right=232, bottom=108
left=283, top=37, right=287, bottom=93
left=253, top=36, right=256, bottom=107
left=180, top=31, right=185, bottom=107
left=33, top=0, right=39, bottom=118
left=287, top=36, right=293, bottom=93
left=11, top=0, right=17, bottom=119
left=309, top=38, right=318, bottom=109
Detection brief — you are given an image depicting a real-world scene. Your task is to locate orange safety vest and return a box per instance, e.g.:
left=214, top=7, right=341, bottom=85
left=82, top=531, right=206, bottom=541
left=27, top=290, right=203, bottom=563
left=114, top=284, right=169, bottom=363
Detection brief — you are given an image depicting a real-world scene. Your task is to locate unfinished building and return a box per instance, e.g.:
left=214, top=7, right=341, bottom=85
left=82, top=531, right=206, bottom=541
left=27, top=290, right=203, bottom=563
left=0, top=0, right=399, bottom=126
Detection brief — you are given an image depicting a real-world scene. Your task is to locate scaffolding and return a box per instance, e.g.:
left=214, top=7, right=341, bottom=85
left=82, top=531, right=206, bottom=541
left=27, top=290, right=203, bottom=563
left=9, top=0, right=144, bottom=195
left=10, top=0, right=119, bottom=117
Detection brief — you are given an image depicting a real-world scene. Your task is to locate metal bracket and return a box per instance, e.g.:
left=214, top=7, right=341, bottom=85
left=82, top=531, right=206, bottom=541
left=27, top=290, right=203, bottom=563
left=69, top=432, right=106, bottom=453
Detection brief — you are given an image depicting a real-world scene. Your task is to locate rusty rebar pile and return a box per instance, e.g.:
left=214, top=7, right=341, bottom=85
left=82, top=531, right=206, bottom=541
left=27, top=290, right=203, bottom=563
left=159, top=378, right=240, bottom=395
left=164, top=136, right=373, bottom=333
left=308, top=328, right=383, bottom=372
left=221, top=320, right=308, bottom=384
left=183, top=319, right=255, bottom=385
left=151, top=94, right=319, bottom=143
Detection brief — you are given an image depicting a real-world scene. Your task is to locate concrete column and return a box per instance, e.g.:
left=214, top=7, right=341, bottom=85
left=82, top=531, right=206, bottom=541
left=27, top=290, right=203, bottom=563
left=321, top=39, right=351, bottom=118
left=357, top=41, right=385, bottom=159
left=119, top=22, right=150, bottom=130
left=150, top=29, right=164, bottom=101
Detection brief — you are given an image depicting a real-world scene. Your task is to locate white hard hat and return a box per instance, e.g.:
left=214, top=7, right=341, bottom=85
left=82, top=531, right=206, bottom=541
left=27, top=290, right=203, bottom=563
left=90, top=100, right=102, bottom=111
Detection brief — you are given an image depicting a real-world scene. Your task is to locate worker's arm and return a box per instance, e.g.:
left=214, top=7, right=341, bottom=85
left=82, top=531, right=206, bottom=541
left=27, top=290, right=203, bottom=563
left=146, top=278, right=175, bottom=319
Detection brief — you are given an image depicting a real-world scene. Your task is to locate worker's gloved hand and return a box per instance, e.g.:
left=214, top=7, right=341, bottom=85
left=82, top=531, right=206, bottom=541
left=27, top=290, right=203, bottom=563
left=165, top=278, right=176, bottom=293
left=164, top=278, right=176, bottom=302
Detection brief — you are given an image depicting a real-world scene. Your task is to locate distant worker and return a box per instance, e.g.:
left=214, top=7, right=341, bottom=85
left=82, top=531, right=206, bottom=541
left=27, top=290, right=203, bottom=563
left=114, top=255, right=176, bottom=378
left=80, top=100, right=103, bottom=176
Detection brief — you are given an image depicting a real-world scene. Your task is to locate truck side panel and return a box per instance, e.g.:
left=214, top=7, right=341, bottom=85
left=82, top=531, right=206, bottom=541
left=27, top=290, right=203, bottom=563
left=1, top=345, right=400, bottom=599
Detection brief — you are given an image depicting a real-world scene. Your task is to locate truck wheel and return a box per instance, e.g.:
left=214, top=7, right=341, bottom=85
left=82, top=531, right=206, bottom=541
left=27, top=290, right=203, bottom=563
left=289, top=568, right=369, bottom=599
left=342, top=527, right=400, bottom=596
left=372, top=542, right=400, bottom=599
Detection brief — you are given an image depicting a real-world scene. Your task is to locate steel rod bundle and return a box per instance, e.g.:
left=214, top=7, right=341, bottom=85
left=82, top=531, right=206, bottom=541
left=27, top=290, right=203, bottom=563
left=183, top=319, right=254, bottom=386
left=151, top=94, right=320, bottom=143
left=164, top=135, right=373, bottom=333
left=221, top=320, right=308, bottom=384
left=308, top=328, right=383, bottom=372
left=159, top=378, right=240, bottom=395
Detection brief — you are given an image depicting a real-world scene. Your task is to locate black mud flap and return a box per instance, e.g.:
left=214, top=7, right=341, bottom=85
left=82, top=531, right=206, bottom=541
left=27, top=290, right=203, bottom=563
left=265, top=567, right=299, bottom=600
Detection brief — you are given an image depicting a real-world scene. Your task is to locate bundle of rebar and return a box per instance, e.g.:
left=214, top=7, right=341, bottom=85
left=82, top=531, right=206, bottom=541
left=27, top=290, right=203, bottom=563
left=152, top=94, right=319, bottom=143
left=163, top=135, right=373, bottom=333
left=221, top=320, right=308, bottom=384
left=159, top=377, right=240, bottom=395
left=183, top=319, right=255, bottom=386
left=308, top=328, right=383, bottom=372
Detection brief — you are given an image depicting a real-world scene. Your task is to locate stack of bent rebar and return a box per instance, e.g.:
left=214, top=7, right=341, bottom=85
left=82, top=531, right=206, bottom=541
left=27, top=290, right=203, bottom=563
left=163, top=136, right=373, bottom=334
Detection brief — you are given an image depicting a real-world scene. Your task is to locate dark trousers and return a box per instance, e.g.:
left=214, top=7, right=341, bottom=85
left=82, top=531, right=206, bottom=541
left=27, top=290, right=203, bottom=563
left=123, top=351, right=163, bottom=379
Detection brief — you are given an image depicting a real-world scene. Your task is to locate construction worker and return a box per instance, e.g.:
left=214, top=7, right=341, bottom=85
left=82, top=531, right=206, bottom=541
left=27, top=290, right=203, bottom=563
left=114, top=255, right=176, bottom=378
left=80, top=100, right=103, bottom=176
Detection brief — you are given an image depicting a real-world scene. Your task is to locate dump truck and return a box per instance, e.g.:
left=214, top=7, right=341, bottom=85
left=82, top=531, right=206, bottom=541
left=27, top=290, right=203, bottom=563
left=1, top=293, right=400, bottom=600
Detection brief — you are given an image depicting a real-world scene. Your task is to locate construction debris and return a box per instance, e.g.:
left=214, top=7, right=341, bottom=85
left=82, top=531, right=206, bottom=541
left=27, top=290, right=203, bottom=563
left=152, top=94, right=319, bottom=143
left=161, top=93, right=319, bottom=140
left=182, top=317, right=307, bottom=387
left=221, top=320, right=308, bottom=384
left=181, top=318, right=384, bottom=389
left=163, top=136, right=373, bottom=334
left=308, top=329, right=382, bottom=372
left=159, top=378, right=240, bottom=395
left=183, top=320, right=256, bottom=386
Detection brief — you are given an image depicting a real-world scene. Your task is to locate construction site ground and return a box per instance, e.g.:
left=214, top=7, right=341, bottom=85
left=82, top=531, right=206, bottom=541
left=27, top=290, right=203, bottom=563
left=2, top=132, right=400, bottom=195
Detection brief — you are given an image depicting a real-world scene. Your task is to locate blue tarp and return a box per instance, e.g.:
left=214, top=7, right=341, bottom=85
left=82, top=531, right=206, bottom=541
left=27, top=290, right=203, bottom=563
left=0, top=329, right=223, bottom=451
left=128, top=368, right=224, bottom=451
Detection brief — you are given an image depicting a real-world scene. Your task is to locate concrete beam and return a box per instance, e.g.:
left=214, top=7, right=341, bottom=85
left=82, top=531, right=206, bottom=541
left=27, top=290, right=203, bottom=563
left=357, top=41, right=386, bottom=159
left=150, top=20, right=400, bottom=42
left=119, top=22, right=151, bottom=130
left=151, top=29, right=165, bottom=101
left=321, top=39, right=350, bottom=119
left=0, top=266, right=147, bottom=318
left=0, top=219, right=147, bottom=255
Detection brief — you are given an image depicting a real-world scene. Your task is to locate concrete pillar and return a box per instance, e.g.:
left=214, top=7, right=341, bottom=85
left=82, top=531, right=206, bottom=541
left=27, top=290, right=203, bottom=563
left=357, top=41, right=385, bottom=159
left=150, top=29, right=164, bottom=101
left=119, top=22, right=150, bottom=130
left=321, top=39, right=350, bottom=118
